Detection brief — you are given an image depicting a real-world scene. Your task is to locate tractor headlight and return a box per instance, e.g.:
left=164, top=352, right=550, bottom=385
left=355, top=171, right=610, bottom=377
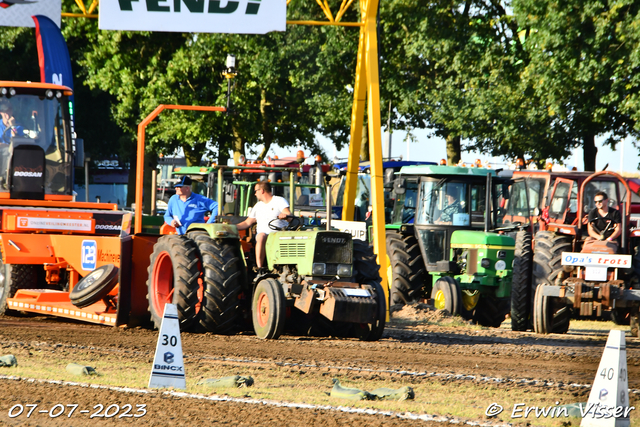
left=494, top=260, right=506, bottom=271
left=337, top=264, right=352, bottom=277
left=480, top=258, right=491, bottom=268
left=312, top=263, right=326, bottom=275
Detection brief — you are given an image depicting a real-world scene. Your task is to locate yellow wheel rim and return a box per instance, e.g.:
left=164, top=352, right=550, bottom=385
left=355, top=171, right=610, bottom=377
left=461, top=290, right=480, bottom=311
left=433, top=289, right=447, bottom=310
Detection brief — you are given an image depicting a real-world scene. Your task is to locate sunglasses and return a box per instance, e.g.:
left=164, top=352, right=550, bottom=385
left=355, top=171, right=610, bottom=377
left=594, top=199, right=606, bottom=204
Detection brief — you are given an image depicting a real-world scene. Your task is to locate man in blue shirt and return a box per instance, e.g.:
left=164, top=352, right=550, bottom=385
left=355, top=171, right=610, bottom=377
left=164, top=176, right=218, bottom=235
left=0, top=101, right=24, bottom=144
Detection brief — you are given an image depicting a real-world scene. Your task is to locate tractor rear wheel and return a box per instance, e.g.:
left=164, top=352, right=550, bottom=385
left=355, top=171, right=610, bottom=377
left=532, top=284, right=571, bottom=334
left=69, top=264, right=119, bottom=308
left=0, top=263, right=42, bottom=316
left=188, top=230, right=244, bottom=334
left=511, top=230, right=533, bottom=331
left=431, top=276, right=460, bottom=315
left=532, top=230, right=572, bottom=317
left=147, top=235, right=201, bottom=330
left=252, top=278, right=286, bottom=339
left=353, top=281, right=386, bottom=341
left=386, top=231, right=426, bottom=305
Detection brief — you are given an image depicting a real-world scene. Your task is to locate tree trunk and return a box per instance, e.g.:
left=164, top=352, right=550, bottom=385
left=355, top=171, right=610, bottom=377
left=583, top=133, right=597, bottom=172
left=218, top=146, right=230, bottom=166
left=232, top=126, right=245, bottom=165
left=446, top=134, right=461, bottom=165
left=182, top=142, right=205, bottom=167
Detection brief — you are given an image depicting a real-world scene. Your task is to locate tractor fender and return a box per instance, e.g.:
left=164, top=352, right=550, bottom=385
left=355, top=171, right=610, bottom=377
left=186, top=223, right=240, bottom=240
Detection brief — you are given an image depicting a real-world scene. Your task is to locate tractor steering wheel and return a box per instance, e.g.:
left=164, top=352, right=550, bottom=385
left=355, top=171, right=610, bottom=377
left=268, top=215, right=302, bottom=231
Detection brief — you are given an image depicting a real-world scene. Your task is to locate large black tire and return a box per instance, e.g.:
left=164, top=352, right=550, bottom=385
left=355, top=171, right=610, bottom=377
left=473, top=295, right=510, bottom=328
left=511, top=230, right=533, bottom=331
left=386, top=231, right=426, bottom=305
left=353, top=239, right=381, bottom=283
left=147, top=235, right=201, bottom=330
left=532, top=284, right=571, bottom=334
left=532, top=230, right=572, bottom=311
left=0, top=263, right=42, bottom=315
left=69, top=264, right=119, bottom=308
left=252, top=278, right=286, bottom=339
left=353, top=281, right=386, bottom=341
left=431, top=276, right=460, bottom=315
left=188, top=230, right=244, bottom=334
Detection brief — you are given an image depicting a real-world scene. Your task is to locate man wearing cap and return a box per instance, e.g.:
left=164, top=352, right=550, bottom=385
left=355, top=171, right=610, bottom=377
left=0, top=101, right=24, bottom=144
left=164, top=176, right=218, bottom=235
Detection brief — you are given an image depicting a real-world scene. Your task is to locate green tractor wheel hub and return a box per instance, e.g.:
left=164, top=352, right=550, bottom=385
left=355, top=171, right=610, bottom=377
left=461, top=289, right=480, bottom=311
left=433, top=289, right=447, bottom=310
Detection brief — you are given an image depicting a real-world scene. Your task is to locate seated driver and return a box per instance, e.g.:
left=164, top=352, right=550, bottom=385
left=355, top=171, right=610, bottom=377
left=586, top=191, right=621, bottom=248
left=236, top=181, right=291, bottom=272
left=0, top=101, right=24, bottom=144
left=435, top=188, right=462, bottom=224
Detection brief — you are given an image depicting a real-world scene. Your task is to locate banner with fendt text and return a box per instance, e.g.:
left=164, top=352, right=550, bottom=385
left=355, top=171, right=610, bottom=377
left=0, top=0, right=60, bottom=28
left=100, top=0, right=286, bottom=34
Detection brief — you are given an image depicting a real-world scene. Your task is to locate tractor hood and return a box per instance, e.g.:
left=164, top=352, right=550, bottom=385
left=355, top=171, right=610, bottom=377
left=450, top=230, right=515, bottom=248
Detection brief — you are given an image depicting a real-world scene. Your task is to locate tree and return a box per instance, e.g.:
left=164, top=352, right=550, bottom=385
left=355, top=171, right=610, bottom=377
left=513, top=0, right=640, bottom=170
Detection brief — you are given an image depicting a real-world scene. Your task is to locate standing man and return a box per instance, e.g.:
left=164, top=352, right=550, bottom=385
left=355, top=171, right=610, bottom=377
left=587, top=191, right=622, bottom=243
left=164, top=176, right=218, bottom=235
left=236, top=181, right=291, bottom=272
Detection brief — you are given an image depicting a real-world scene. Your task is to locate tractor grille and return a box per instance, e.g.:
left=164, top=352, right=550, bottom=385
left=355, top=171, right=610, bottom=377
left=280, top=243, right=306, bottom=258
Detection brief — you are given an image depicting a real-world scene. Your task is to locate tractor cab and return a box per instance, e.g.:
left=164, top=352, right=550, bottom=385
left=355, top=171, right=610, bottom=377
left=0, top=82, right=76, bottom=201
left=406, top=166, right=512, bottom=268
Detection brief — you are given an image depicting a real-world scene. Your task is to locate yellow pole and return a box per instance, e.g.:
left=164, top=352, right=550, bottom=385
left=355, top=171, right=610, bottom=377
left=342, top=7, right=367, bottom=222
left=362, top=0, right=389, bottom=313
left=344, top=0, right=388, bottom=314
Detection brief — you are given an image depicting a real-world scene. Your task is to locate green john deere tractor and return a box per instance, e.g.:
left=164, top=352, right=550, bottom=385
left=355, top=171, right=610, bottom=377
left=386, top=164, right=520, bottom=327
left=146, top=165, right=385, bottom=340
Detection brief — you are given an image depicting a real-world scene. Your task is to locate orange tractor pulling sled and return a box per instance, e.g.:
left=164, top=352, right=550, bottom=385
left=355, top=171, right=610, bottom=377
left=1, top=82, right=385, bottom=340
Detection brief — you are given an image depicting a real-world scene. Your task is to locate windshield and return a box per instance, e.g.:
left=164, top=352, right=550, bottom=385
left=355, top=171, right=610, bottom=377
left=415, top=180, right=470, bottom=226
left=0, top=94, right=71, bottom=195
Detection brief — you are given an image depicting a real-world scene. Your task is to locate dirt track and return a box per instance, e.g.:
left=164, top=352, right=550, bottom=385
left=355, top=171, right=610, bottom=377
left=0, top=311, right=638, bottom=426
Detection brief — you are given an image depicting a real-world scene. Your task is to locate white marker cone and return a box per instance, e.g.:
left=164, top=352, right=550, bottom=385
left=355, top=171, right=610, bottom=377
left=580, top=330, right=632, bottom=427
left=148, top=303, right=186, bottom=390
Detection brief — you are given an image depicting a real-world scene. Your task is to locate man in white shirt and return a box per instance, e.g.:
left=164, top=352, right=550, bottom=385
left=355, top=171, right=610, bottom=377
left=237, top=181, right=291, bottom=271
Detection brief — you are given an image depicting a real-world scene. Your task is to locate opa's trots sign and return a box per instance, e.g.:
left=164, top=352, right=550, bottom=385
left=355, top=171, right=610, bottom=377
left=100, top=0, right=286, bottom=34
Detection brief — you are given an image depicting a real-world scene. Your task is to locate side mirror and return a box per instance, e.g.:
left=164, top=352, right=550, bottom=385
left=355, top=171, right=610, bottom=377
left=393, top=178, right=406, bottom=195
left=74, top=138, right=85, bottom=168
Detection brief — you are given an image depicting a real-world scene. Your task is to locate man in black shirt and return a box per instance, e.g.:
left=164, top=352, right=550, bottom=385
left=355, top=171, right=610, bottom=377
left=587, top=191, right=622, bottom=243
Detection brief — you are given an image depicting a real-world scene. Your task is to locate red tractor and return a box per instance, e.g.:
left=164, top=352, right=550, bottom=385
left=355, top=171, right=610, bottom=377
left=510, top=170, right=640, bottom=335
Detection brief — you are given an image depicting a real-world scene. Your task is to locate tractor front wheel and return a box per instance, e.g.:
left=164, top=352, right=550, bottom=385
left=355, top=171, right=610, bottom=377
left=147, top=235, right=201, bottom=330
left=252, top=278, right=286, bottom=339
left=532, top=284, right=570, bottom=334
left=354, top=281, right=386, bottom=341
left=473, top=294, right=510, bottom=328
left=431, top=276, right=460, bottom=315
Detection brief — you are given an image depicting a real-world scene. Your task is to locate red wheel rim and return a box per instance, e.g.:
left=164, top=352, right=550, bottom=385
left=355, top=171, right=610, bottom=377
left=151, top=251, right=174, bottom=316
left=256, top=291, right=270, bottom=328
